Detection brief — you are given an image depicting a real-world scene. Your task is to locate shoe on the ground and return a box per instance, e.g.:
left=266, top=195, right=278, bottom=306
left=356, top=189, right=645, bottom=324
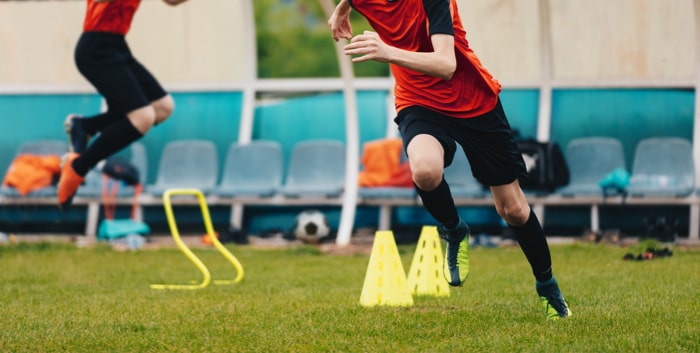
left=438, top=219, right=470, bottom=286
left=64, top=114, right=91, bottom=153
left=57, top=152, right=84, bottom=209
left=537, top=278, right=571, bottom=321
left=539, top=295, right=571, bottom=321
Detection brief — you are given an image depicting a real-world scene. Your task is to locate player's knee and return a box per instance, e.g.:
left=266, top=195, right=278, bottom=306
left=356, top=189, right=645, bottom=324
left=497, top=202, right=530, bottom=226
left=411, top=162, right=442, bottom=191
left=128, top=106, right=157, bottom=134
left=153, top=95, right=175, bottom=125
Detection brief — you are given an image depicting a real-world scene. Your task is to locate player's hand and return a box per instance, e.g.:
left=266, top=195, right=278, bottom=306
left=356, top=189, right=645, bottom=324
left=328, top=7, right=353, bottom=41
left=344, top=31, right=392, bottom=63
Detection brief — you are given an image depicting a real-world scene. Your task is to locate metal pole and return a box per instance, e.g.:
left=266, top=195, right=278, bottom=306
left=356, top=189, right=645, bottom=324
left=230, top=0, right=259, bottom=229
left=689, top=0, right=700, bottom=240
left=319, top=0, right=360, bottom=246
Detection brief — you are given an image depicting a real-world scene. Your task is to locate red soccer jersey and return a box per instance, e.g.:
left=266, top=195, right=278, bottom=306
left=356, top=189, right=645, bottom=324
left=83, top=0, right=141, bottom=35
left=350, top=0, right=501, bottom=119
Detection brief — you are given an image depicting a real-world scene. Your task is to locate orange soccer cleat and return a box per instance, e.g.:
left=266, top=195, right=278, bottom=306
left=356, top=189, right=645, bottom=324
left=57, top=152, right=85, bottom=209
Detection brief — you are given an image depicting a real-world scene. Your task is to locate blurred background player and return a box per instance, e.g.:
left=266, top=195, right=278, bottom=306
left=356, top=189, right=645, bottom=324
left=328, top=0, right=571, bottom=320
left=58, top=0, right=189, bottom=208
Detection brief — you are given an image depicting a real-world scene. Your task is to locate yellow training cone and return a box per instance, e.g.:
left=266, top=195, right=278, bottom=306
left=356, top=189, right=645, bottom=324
left=406, top=226, right=450, bottom=297
left=359, top=230, right=414, bottom=307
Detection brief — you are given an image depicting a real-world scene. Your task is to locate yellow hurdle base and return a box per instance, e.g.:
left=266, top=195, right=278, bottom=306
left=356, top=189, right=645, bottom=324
left=150, top=188, right=244, bottom=290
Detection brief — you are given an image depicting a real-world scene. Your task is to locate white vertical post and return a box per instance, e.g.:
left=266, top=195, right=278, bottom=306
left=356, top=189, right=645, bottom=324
left=690, top=0, right=700, bottom=240
left=590, top=204, right=600, bottom=233
left=236, top=0, right=258, bottom=145
left=378, top=205, right=392, bottom=231
left=230, top=0, right=259, bottom=229
left=85, top=201, right=100, bottom=243
left=385, top=78, right=398, bottom=139
left=320, top=0, right=360, bottom=246
left=537, top=0, right=553, bottom=144
left=533, top=0, right=554, bottom=226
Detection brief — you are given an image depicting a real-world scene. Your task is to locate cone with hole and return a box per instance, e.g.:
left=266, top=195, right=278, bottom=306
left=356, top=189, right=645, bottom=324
left=359, top=230, right=414, bottom=307
left=406, top=225, right=450, bottom=297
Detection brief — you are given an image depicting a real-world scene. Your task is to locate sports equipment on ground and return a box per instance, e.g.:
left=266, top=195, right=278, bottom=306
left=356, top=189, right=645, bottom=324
left=151, top=188, right=244, bottom=290
left=294, top=209, right=330, bottom=244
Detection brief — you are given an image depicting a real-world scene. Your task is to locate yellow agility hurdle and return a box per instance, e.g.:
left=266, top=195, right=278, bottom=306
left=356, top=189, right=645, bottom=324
left=150, top=188, right=244, bottom=290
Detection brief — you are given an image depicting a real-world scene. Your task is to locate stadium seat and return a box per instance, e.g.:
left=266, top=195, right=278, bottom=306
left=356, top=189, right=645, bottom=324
left=356, top=139, right=416, bottom=230
left=359, top=186, right=416, bottom=200
left=75, top=169, right=109, bottom=198
left=16, top=139, right=68, bottom=156
left=215, top=140, right=283, bottom=198
left=444, top=144, right=490, bottom=199
left=76, top=142, right=147, bottom=198
left=129, top=142, right=148, bottom=185
left=280, top=140, right=345, bottom=198
left=626, top=137, right=695, bottom=197
left=358, top=140, right=415, bottom=201
left=0, top=139, right=67, bottom=198
left=358, top=185, right=418, bottom=231
left=145, top=140, right=219, bottom=196
left=556, top=137, right=627, bottom=197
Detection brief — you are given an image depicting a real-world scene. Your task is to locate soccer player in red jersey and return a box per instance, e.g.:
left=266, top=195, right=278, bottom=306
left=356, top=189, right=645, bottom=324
left=329, top=0, right=571, bottom=320
left=57, top=0, right=188, bottom=208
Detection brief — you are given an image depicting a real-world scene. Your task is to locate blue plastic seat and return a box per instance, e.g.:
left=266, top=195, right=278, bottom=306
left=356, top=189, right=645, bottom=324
left=556, top=137, right=627, bottom=197
left=359, top=186, right=416, bottom=200
left=444, top=144, right=489, bottom=199
left=75, top=169, right=110, bottom=198
left=129, top=142, right=148, bottom=185
left=145, top=140, right=219, bottom=196
left=359, top=142, right=416, bottom=201
left=1, top=139, right=68, bottom=198
left=626, top=137, right=695, bottom=197
left=16, top=139, right=68, bottom=156
left=76, top=142, right=147, bottom=198
left=280, top=140, right=346, bottom=198
left=215, top=140, right=283, bottom=198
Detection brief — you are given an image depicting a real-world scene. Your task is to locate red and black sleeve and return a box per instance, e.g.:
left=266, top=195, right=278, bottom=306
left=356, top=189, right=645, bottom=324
left=423, top=0, right=454, bottom=36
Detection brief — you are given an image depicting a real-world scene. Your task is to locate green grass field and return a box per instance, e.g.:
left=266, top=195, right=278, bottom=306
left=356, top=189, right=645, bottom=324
left=0, top=239, right=698, bottom=353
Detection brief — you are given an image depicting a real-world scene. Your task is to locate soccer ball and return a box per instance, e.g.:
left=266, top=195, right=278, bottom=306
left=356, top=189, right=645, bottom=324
left=293, top=210, right=330, bottom=244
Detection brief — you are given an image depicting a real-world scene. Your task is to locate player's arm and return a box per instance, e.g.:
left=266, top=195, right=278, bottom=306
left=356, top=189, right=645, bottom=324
left=328, top=0, right=353, bottom=42
left=162, top=0, right=188, bottom=6
left=345, top=32, right=456, bottom=80
left=342, top=0, right=456, bottom=80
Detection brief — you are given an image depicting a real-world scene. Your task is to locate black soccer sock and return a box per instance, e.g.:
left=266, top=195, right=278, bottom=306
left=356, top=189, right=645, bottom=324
left=510, top=209, right=553, bottom=282
left=72, top=119, right=143, bottom=176
left=80, top=111, right=123, bottom=135
left=415, top=177, right=460, bottom=228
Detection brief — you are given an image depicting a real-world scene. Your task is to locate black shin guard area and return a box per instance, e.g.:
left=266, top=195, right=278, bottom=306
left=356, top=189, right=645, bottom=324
left=510, top=210, right=553, bottom=282
left=415, top=178, right=459, bottom=227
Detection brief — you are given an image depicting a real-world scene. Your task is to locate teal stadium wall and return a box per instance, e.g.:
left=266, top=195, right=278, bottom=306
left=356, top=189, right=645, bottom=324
left=0, top=88, right=694, bottom=236
left=0, top=90, right=542, bottom=191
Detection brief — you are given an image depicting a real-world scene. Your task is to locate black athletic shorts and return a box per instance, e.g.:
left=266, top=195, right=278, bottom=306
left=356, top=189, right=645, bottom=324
left=394, top=99, right=527, bottom=187
left=74, top=31, right=168, bottom=116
